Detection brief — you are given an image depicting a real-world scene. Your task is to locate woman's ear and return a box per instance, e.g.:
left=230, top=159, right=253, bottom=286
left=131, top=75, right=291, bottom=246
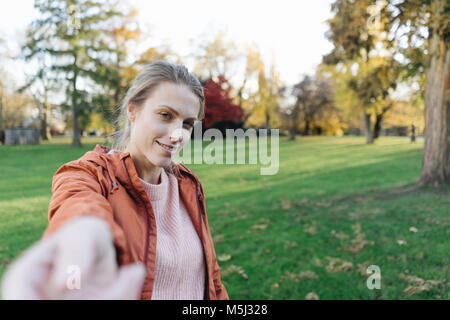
left=127, top=102, right=136, bottom=123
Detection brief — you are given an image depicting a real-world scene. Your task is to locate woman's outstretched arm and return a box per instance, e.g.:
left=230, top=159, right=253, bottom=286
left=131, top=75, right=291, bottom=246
left=1, top=216, right=146, bottom=300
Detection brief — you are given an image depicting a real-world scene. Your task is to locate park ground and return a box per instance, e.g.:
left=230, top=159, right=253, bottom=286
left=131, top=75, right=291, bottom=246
left=0, top=135, right=448, bottom=299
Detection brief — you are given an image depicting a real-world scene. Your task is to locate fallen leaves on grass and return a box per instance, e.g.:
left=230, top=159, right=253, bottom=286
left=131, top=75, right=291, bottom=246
left=414, top=252, right=424, bottom=261
left=251, top=218, right=270, bottom=230
left=213, top=234, right=225, bottom=243
left=280, top=198, right=293, bottom=210
left=348, top=208, right=384, bottom=220
left=251, top=224, right=268, bottom=230
left=282, top=270, right=319, bottom=282
left=284, top=241, right=298, bottom=250
left=397, top=240, right=407, bottom=246
left=400, top=273, right=443, bottom=297
left=330, top=230, right=349, bottom=240
left=357, top=261, right=372, bottom=276
left=346, top=223, right=375, bottom=253
left=314, top=199, right=332, bottom=208
left=305, top=292, right=319, bottom=300
left=218, top=254, right=232, bottom=262
left=387, top=254, right=407, bottom=263
left=409, top=226, right=418, bottom=233
left=303, top=223, right=317, bottom=235
left=318, top=257, right=354, bottom=273
left=217, top=210, right=229, bottom=216
left=221, top=265, right=248, bottom=280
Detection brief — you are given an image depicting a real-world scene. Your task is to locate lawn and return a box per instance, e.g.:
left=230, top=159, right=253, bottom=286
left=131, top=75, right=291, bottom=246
left=0, top=135, right=448, bottom=299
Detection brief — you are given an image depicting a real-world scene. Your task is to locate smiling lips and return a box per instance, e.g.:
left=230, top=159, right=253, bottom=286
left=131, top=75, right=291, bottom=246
left=156, top=141, right=176, bottom=154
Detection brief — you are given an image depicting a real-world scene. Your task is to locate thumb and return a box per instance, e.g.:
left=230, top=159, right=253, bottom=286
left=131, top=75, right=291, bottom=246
left=103, top=263, right=146, bottom=300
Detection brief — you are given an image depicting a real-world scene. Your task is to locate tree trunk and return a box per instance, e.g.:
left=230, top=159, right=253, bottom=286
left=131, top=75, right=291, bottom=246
left=289, top=116, right=296, bottom=140
left=417, top=0, right=450, bottom=186
left=304, top=119, right=311, bottom=136
left=40, top=101, right=51, bottom=140
left=71, top=72, right=82, bottom=148
left=363, top=111, right=374, bottom=144
left=373, top=114, right=382, bottom=140
left=373, top=104, right=391, bottom=140
left=265, top=108, right=271, bottom=129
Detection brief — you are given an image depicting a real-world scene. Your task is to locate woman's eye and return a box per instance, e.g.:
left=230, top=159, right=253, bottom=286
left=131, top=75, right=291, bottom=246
left=160, top=112, right=171, bottom=119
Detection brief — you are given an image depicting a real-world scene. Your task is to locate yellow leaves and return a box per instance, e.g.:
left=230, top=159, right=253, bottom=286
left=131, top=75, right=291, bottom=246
left=284, top=241, right=298, bottom=250
left=271, top=283, right=279, bottom=290
left=317, top=257, right=354, bottom=273
left=414, top=252, right=424, bottom=261
left=348, top=207, right=383, bottom=220
left=305, top=292, right=320, bottom=300
left=356, top=261, right=373, bottom=276
left=280, top=198, right=293, bottom=210
left=250, top=218, right=270, bottom=230
left=213, top=234, right=225, bottom=243
left=251, top=224, right=268, bottom=230
left=303, top=223, right=317, bottom=235
left=409, top=226, right=418, bottom=233
left=218, top=254, right=232, bottom=262
left=400, top=273, right=443, bottom=297
left=221, top=265, right=248, bottom=280
left=330, top=230, right=349, bottom=240
left=346, top=223, right=375, bottom=253
left=282, top=270, right=319, bottom=282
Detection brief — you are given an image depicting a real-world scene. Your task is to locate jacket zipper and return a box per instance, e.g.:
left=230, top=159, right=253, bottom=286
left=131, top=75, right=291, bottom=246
left=195, top=186, right=210, bottom=300
left=122, top=159, right=150, bottom=300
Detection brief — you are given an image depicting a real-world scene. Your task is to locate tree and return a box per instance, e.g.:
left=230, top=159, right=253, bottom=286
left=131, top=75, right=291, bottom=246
left=325, top=0, right=450, bottom=186
left=0, top=71, right=34, bottom=130
left=279, top=75, right=340, bottom=140
left=192, top=30, right=242, bottom=83
left=203, top=75, right=244, bottom=133
left=393, top=0, right=450, bottom=186
left=23, top=0, right=125, bottom=147
left=324, top=0, right=402, bottom=144
left=244, top=49, right=284, bottom=130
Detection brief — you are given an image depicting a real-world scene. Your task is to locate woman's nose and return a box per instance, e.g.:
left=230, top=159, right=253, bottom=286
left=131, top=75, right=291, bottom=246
left=169, top=128, right=183, bottom=143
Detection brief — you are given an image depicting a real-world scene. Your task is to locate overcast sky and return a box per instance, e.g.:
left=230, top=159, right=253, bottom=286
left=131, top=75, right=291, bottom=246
left=0, top=0, right=335, bottom=88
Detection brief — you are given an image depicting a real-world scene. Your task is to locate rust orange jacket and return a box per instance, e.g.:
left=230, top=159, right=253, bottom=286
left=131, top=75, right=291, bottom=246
left=43, top=144, right=229, bottom=300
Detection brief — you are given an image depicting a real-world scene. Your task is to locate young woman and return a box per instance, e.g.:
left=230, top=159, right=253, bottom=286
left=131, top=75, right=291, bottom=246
left=1, top=60, right=229, bottom=300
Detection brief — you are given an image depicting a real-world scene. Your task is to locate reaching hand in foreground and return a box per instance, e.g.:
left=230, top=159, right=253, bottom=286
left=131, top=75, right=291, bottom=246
left=1, top=216, right=146, bottom=300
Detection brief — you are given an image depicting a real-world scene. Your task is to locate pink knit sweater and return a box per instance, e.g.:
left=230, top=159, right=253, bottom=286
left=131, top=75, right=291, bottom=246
left=139, top=168, right=205, bottom=300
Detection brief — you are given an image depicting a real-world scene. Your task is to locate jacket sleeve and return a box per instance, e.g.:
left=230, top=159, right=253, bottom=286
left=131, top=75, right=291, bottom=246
left=43, top=160, right=129, bottom=263
left=198, top=180, right=229, bottom=300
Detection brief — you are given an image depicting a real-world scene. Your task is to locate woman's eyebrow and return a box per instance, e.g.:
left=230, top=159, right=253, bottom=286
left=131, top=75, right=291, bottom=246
left=157, top=105, right=197, bottom=121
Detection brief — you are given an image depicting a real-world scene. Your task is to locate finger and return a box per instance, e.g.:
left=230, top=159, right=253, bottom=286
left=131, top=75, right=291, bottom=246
left=1, top=237, right=57, bottom=300
left=102, top=263, right=146, bottom=300
left=47, top=218, right=116, bottom=295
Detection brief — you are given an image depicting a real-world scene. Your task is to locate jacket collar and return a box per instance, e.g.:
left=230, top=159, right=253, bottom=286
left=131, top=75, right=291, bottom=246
left=85, top=144, right=198, bottom=189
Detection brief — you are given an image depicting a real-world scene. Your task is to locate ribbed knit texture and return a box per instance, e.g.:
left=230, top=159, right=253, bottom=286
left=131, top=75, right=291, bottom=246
left=139, top=168, right=205, bottom=300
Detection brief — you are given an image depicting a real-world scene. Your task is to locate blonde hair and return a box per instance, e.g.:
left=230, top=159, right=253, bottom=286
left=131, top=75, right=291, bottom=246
left=111, top=60, right=205, bottom=152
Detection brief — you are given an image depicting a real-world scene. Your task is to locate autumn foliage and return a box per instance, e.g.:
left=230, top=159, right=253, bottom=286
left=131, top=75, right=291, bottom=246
left=203, top=76, right=244, bottom=129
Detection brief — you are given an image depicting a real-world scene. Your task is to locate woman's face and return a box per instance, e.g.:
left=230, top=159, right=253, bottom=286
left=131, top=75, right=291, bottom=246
left=127, top=81, right=200, bottom=174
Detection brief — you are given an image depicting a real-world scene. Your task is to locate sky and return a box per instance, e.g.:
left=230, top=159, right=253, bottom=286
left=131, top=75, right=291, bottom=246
left=0, top=0, right=335, bottom=88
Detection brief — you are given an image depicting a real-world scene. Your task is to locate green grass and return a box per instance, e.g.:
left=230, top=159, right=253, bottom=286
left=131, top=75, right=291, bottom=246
left=0, top=135, right=449, bottom=299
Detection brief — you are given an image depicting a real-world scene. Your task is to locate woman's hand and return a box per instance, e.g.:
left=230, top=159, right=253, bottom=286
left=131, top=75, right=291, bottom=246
left=1, top=216, right=146, bottom=300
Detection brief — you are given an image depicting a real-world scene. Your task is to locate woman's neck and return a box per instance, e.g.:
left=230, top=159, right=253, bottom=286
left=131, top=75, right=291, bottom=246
left=125, top=146, right=163, bottom=185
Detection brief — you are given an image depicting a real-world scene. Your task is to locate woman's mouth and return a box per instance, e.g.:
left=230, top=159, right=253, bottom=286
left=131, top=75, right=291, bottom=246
left=156, top=141, right=175, bottom=155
